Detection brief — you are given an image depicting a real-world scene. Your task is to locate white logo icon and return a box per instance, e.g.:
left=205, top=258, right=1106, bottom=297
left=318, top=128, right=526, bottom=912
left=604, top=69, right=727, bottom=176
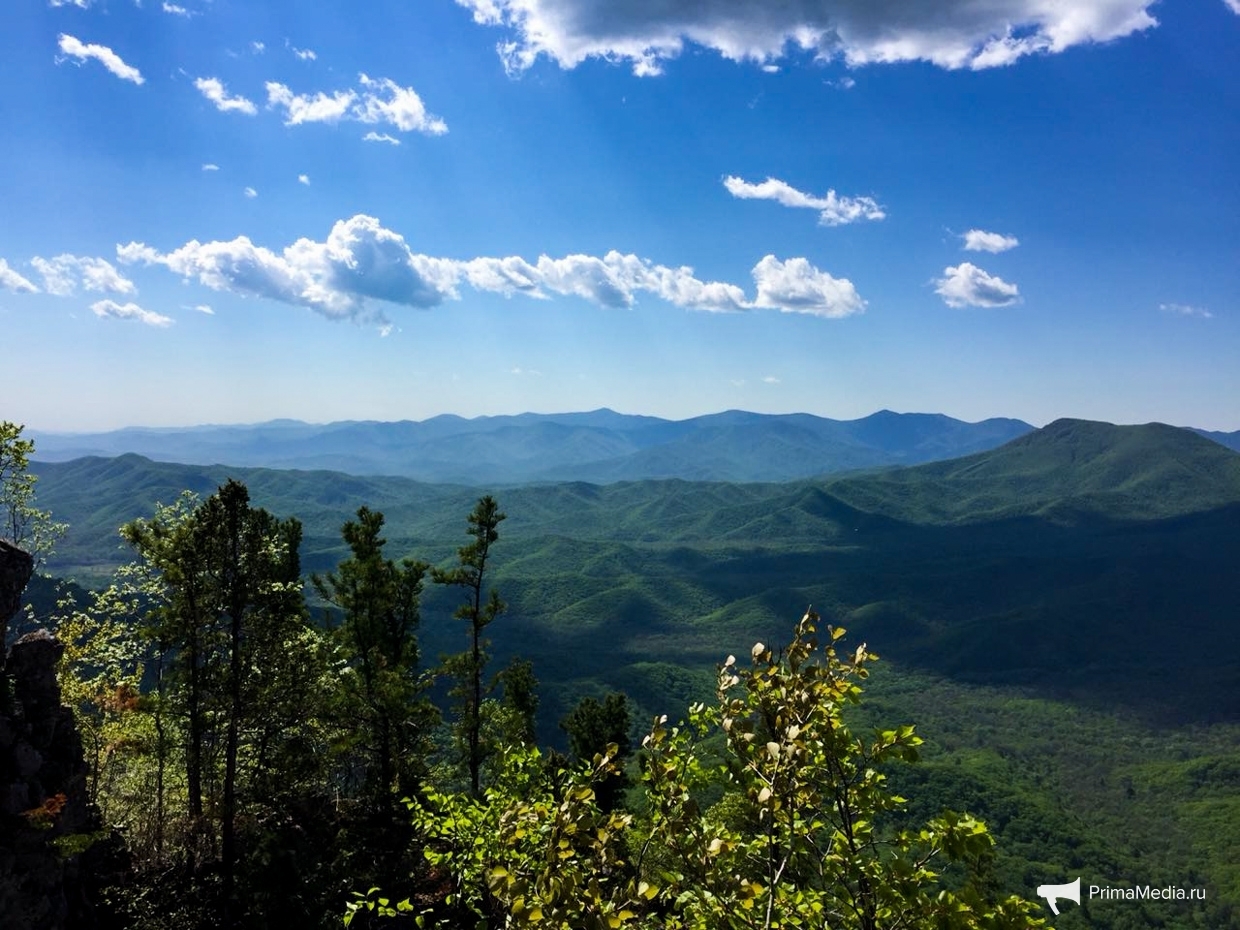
left=1036, top=877, right=1081, bottom=915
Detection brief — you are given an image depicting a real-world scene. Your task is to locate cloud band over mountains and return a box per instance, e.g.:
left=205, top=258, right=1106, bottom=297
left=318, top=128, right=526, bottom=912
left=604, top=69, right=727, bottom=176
left=117, top=214, right=865, bottom=324
left=456, top=0, right=1159, bottom=74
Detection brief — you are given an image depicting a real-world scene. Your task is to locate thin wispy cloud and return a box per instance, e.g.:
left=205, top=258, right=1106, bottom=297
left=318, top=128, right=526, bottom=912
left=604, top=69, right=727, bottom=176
left=162, top=2, right=192, bottom=16
left=962, top=229, right=1019, bottom=253
left=202, top=163, right=220, bottom=171
left=189, top=303, right=214, bottom=314
left=1225, top=0, right=1240, bottom=15
left=251, top=41, right=265, bottom=54
left=935, top=262, right=1020, bottom=307
left=1160, top=302, right=1213, bottom=319
left=243, top=187, right=257, bottom=198
left=292, top=46, right=317, bottom=61
left=48, top=0, right=93, bottom=7
left=724, top=176, right=885, bottom=226
left=116, top=214, right=865, bottom=325
left=0, top=259, right=40, bottom=294
left=265, top=74, right=447, bottom=135
left=195, top=78, right=257, bottom=115
left=762, top=375, right=781, bottom=384
left=56, top=34, right=145, bottom=85
left=298, top=174, right=310, bottom=185
left=90, top=299, right=172, bottom=327
left=457, top=0, right=1159, bottom=75
left=363, top=132, right=401, bottom=145
left=31, top=254, right=136, bottom=296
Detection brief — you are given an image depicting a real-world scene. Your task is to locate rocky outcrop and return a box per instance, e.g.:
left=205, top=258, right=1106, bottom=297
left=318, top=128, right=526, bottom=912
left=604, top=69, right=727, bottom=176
left=1, top=540, right=111, bottom=929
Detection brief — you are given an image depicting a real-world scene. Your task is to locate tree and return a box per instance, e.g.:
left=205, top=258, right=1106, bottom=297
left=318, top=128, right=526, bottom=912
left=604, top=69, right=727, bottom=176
left=380, top=609, right=1047, bottom=930
left=0, top=420, right=67, bottom=569
left=433, top=495, right=506, bottom=798
left=561, top=692, right=632, bottom=813
left=313, top=506, right=436, bottom=805
left=122, top=479, right=321, bottom=924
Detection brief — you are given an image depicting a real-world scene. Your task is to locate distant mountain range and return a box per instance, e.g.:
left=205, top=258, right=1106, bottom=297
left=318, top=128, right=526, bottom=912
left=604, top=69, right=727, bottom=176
left=30, top=409, right=1041, bottom=483
left=31, top=410, right=1240, bottom=485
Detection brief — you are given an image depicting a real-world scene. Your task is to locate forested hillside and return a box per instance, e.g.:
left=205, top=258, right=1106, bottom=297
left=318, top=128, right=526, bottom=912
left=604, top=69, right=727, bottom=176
left=10, top=418, right=1239, bottom=928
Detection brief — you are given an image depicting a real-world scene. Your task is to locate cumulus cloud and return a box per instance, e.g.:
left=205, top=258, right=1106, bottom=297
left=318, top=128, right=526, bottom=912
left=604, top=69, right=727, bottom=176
left=751, top=255, right=866, bottom=317
left=265, top=74, right=447, bottom=134
left=162, top=2, right=192, bottom=16
left=363, top=131, right=401, bottom=145
left=935, top=262, right=1020, bottom=307
left=298, top=174, right=310, bottom=185
left=291, top=45, right=317, bottom=60
left=456, top=0, right=1158, bottom=74
left=31, top=254, right=136, bottom=296
left=117, top=214, right=863, bottom=325
left=202, top=162, right=220, bottom=171
left=1160, top=302, right=1213, bottom=319
left=0, top=259, right=40, bottom=294
left=724, top=176, right=884, bottom=226
left=90, top=299, right=172, bottom=327
left=962, top=229, right=1019, bottom=253
left=195, top=77, right=257, bottom=114
left=56, top=34, right=144, bottom=84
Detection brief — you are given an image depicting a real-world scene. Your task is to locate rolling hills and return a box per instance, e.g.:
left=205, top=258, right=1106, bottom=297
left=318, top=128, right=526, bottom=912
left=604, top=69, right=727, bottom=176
left=28, top=408, right=1035, bottom=483
left=19, top=415, right=1240, bottom=928
left=27, top=416, right=1240, bottom=725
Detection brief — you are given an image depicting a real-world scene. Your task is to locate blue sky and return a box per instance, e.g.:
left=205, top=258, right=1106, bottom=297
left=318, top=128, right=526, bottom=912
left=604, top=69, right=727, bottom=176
left=2, top=0, right=1237, bottom=432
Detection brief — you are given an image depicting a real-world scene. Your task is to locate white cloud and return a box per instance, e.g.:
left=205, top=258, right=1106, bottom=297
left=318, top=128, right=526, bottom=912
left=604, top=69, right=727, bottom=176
left=90, top=299, right=172, bottom=327
left=1160, top=302, right=1213, bottom=319
left=292, top=46, right=317, bottom=61
left=509, top=367, right=543, bottom=376
left=202, top=162, right=220, bottom=171
left=117, top=214, right=865, bottom=324
left=935, top=262, right=1020, bottom=307
left=724, top=176, right=885, bottom=226
left=195, top=77, right=257, bottom=115
left=0, top=259, right=40, bottom=294
left=49, top=0, right=93, bottom=7
left=363, top=131, right=401, bottom=145
left=244, top=187, right=257, bottom=198
left=1225, top=0, right=1240, bottom=14
left=31, top=254, right=136, bottom=296
left=456, top=0, right=1158, bottom=74
left=762, top=375, right=781, bottom=384
left=265, top=75, right=447, bottom=134
left=192, top=303, right=214, bottom=314
left=162, top=2, right=192, bottom=16
left=298, top=174, right=310, bottom=185
left=265, top=83, right=357, bottom=125
left=751, top=255, right=866, bottom=318
left=962, top=229, right=1019, bottom=253
left=56, top=34, right=145, bottom=85
left=251, top=41, right=265, bottom=53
